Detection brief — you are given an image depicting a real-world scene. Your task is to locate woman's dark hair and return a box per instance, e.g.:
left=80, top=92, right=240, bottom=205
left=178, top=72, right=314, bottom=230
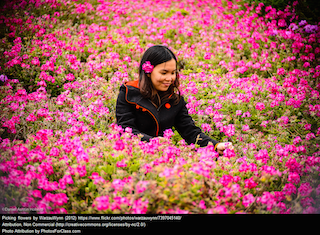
left=138, top=45, right=181, bottom=108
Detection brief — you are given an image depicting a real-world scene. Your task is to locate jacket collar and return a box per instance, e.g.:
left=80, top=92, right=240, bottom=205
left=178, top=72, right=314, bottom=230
left=125, top=79, right=139, bottom=89
left=124, top=79, right=159, bottom=116
left=124, top=80, right=144, bottom=104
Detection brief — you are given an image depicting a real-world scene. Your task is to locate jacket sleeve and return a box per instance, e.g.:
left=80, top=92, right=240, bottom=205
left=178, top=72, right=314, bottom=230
left=116, top=86, right=153, bottom=141
left=174, top=97, right=219, bottom=148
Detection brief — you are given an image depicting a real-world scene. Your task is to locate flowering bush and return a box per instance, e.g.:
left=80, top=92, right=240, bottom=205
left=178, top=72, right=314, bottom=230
left=0, top=0, right=320, bottom=214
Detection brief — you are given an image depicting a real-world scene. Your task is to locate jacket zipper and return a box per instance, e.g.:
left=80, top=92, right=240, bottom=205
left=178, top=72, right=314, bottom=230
left=157, top=103, right=164, bottom=112
left=157, top=99, right=170, bottom=112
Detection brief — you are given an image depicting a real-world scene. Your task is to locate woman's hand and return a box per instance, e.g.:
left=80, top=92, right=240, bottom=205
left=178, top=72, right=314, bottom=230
left=216, top=142, right=234, bottom=155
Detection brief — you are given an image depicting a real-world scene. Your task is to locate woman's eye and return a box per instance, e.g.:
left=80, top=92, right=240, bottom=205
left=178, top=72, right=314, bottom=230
left=160, top=71, right=175, bottom=75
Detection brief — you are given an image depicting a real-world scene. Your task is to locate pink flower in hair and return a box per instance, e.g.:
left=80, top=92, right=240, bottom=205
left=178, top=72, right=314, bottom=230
left=142, top=61, right=154, bottom=73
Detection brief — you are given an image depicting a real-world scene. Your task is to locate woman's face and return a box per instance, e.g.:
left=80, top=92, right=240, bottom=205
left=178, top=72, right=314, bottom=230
left=149, top=59, right=176, bottom=92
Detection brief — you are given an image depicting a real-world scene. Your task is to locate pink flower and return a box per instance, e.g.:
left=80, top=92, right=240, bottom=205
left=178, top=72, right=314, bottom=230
left=236, top=66, right=248, bottom=74
left=236, top=110, right=242, bottom=116
left=38, top=80, right=47, bottom=88
left=233, top=176, right=241, bottom=183
left=65, top=73, right=75, bottom=81
left=64, top=175, right=74, bottom=184
left=274, top=191, right=285, bottom=202
left=136, top=181, right=149, bottom=194
left=110, top=197, right=130, bottom=210
left=186, top=31, right=193, bottom=37
left=261, top=165, right=281, bottom=177
left=208, top=205, right=228, bottom=214
left=301, top=197, right=314, bottom=207
left=37, top=108, right=49, bottom=118
left=131, top=198, right=148, bottom=214
left=32, top=190, right=42, bottom=199
left=53, top=193, right=68, bottom=207
left=112, top=179, right=126, bottom=192
left=258, top=192, right=276, bottom=210
left=278, top=19, right=287, bottom=27
left=255, top=102, right=265, bottom=111
left=31, top=57, right=40, bottom=66
left=201, top=123, right=211, bottom=132
left=204, top=52, right=211, bottom=60
left=277, top=68, right=285, bottom=75
left=288, top=172, right=300, bottom=184
left=251, top=52, right=258, bottom=59
left=142, top=61, right=154, bottom=73
left=199, top=200, right=206, bottom=209
left=159, top=167, right=175, bottom=178
left=89, top=172, right=106, bottom=184
left=241, top=111, right=251, bottom=118
left=239, top=163, right=249, bottom=172
left=26, top=113, right=37, bottom=122
left=254, top=149, right=269, bottom=163
left=76, top=165, right=87, bottom=177
left=49, top=147, right=60, bottom=157
left=204, top=106, right=214, bottom=115
left=124, top=127, right=132, bottom=134
left=0, top=74, right=8, bottom=82
left=219, top=174, right=234, bottom=187
left=242, top=124, right=249, bottom=132
left=303, top=62, right=310, bottom=68
left=244, top=177, right=258, bottom=189
left=298, top=182, right=313, bottom=197
left=123, top=56, right=131, bottom=62
left=260, top=121, right=268, bottom=128
left=94, top=196, right=110, bottom=211
left=285, top=157, right=302, bottom=174
left=278, top=116, right=289, bottom=126
left=214, top=103, right=222, bottom=110
left=116, top=159, right=127, bottom=168
left=163, top=129, right=174, bottom=139
left=293, top=136, right=301, bottom=145
left=113, top=139, right=125, bottom=151
left=242, top=194, right=255, bottom=207
left=142, top=163, right=152, bottom=174
left=221, top=124, right=235, bottom=137
left=304, top=124, right=311, bottom=130
left=282, top=183, right=296, bottom=196
left=223, top=148, right=236, bottom=159
left=306, top=133, right=315, bottom=140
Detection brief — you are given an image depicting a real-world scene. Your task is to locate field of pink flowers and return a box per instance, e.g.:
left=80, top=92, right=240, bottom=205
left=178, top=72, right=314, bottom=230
left=0, top=0, right=320, bottom=214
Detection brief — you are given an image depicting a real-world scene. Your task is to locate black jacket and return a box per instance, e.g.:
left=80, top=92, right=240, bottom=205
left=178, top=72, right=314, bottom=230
left=116, top=80, right=219, bottom=148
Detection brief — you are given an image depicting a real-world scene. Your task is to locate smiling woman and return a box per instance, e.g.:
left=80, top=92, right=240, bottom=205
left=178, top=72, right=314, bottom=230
left=116, top=45, right=233, bottom=153
left=149, top=59, right=177, bottom=92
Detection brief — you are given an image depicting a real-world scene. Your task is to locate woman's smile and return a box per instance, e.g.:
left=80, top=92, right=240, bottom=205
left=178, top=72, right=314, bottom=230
left=162, top=82, right=171, bottom=87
